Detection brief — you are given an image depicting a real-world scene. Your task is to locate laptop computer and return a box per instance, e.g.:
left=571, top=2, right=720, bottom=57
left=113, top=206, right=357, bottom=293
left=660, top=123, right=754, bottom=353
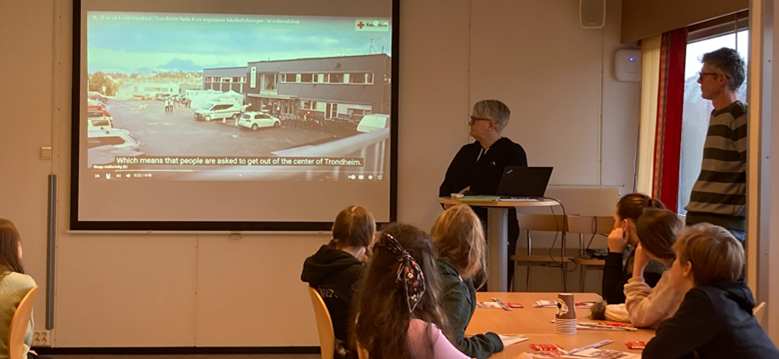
left=496, top=166, right=553, bottom=199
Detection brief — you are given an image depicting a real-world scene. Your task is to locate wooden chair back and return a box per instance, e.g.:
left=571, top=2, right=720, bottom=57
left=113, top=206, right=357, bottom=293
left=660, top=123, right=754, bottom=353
left=307, top=286, right=335, bottom=359
left=754, top=301, right=766, bottom=328
left=8, top=286, right=38, bottom=359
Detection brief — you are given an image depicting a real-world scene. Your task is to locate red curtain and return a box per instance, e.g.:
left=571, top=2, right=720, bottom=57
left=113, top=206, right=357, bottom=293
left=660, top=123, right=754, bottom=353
left=652, top=29, right=687, bottom=212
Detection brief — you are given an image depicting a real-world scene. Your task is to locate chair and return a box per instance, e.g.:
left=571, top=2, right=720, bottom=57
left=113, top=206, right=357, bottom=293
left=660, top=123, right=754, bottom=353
left=307, top=286, right=335, bottom=359
left=510, top=213, right=571, bottom=291
left=754, top=302, right=766, bottom=329
left=569, top=215, right=614, bottom=292
left=9, top=286, right=38, bottom=359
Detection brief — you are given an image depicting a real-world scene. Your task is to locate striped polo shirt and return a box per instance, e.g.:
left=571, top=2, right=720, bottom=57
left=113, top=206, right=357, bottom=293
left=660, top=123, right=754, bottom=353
left=684, top=101, right=747, bottom=231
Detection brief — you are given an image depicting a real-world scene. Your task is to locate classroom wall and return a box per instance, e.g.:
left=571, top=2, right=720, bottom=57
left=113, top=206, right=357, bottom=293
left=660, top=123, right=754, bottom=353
left=0, top=0, right=640, bottom=347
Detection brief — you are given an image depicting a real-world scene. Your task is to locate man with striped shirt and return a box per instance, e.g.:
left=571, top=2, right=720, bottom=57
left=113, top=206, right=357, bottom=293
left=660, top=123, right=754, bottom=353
left=685, top=48, right=747, bottom=242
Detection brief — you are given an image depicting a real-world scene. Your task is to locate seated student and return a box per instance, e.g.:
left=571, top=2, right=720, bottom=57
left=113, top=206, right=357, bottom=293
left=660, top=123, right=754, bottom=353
left=0, top=219, right=37, bottom=359
left=623, top=208, right=685, bottom=328
left=300, top=206, right=375, bottom=359
left=430, top=205, right=504, bottom=359
left=602, top=193, right=666, bottom=304
left=642, top=224, right=779, bottom=359
left=352, top=223, right=470, bottom=359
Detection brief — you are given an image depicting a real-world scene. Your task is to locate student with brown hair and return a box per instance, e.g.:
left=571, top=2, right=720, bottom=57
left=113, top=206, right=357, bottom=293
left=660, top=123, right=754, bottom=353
left=430, top=205, right=505, bottom=359
left=643, top=224, right=779, bottom=359
left=602, top=193, right=667, bottom=304
left=300, top=206, right=375, bottom=359
left=352, top=223, right=469, bottom=359
left=0, top=219, right=36, bottom=359
left=623, top=208, right=685, bottom=328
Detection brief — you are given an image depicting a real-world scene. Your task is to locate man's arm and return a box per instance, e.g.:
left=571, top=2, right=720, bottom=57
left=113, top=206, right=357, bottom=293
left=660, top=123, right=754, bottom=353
left=642, top=290, right=716, bottom=359
left=731, top=113, right=747, bottom=164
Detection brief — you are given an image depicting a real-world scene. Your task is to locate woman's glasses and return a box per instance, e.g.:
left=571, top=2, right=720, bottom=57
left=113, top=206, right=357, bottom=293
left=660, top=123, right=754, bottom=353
left=468, top=115, right=493, bottom=125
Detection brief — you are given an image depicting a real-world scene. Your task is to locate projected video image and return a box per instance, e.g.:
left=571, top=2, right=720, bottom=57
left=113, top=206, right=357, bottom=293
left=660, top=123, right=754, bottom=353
left=85, top=12, right=392, bottom=181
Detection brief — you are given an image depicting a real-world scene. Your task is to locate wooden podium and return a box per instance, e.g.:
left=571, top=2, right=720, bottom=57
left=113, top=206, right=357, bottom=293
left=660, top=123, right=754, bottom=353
left=437, top=197, right=559, bottom=292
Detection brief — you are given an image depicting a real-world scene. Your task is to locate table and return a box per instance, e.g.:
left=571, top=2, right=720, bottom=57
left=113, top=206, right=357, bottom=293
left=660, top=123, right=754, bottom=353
left=438, top=197, right=559, bottom=292
left=467, top=293, right=655, bottom=358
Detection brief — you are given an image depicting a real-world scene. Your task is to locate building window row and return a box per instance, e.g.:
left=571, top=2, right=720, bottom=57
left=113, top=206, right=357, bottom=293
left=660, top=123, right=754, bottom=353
left=279, top=72, right=375, bottom=85
left=204, top=76, right=246, bottom=83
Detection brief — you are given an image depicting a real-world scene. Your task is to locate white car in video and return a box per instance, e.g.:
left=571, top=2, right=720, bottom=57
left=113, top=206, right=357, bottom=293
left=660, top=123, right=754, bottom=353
left=194, top=102, right=244, bottom=122
left=237, top=112, right=281, bottom=130
left=356, top=114, right=390, bottom=133
left=87, top=128, right=140, bottom=151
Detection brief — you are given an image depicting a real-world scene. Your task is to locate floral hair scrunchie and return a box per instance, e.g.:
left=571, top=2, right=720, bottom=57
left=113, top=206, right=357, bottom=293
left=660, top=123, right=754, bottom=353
left=381, top=232, right=426, bottom=314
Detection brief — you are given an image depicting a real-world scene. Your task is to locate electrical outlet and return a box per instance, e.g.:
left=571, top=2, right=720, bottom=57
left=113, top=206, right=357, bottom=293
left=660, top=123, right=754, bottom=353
left=32, top=330, right=51, bottom=347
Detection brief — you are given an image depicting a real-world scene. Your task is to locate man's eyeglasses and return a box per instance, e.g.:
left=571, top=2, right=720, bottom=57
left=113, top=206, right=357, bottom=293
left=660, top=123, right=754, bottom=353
left=698, top=71, right=731, bottom=80
left=468, top=116, right=493, bottom=125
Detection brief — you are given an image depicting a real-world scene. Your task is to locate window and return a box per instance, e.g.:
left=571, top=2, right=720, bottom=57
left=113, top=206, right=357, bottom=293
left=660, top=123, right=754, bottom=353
left=233, top=77, right=241, bottom=83
left=328, top=73, right=344, bottom=83
left=263, top=74, right=277, bottom=90
left=348, top=109, right=369, bottom=116
left=349, top=73, right=374, bottom=84
left=330, top=103, right=338, bottom=118
left=349, top=73, right=365, bottom=84
left=677, top=30, right=748, bottom=214
left=300, top=73, right=314, bottom=83
left=222, top=77, right=232, bottom=82
left=281, top=74, right=296, bottom=83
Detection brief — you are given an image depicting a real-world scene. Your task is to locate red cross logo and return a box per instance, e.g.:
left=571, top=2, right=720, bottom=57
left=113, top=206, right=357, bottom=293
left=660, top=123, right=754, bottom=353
left=357, top=21, right=365, bottom=29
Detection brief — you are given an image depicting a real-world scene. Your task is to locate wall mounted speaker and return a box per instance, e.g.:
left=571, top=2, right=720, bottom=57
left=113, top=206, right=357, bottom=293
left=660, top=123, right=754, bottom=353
left=580, top=0, right=606, bottom=29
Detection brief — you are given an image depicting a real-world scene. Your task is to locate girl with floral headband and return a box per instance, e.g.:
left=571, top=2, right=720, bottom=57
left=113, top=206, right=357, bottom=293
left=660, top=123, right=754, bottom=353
left=351, top=223, right=471, bottom=359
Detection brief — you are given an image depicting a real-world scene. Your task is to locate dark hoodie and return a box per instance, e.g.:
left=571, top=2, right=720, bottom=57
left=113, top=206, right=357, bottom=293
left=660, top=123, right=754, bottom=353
left=437, top=258, right=503, bottom=359
left=643, top=279, right=779, bottom=359
left=301, top=245, right=365, bottom=345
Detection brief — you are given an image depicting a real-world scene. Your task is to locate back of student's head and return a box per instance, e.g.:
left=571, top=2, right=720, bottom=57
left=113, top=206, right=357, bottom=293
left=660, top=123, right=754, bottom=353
left=616, top=193, right=665, bottom=223
left=636, top=208, right=683, bottom=260
left=673, top=223, right=744, bottom=286
left=352, top=223, right=448, bottom=359
left=430, top=204, right=486, bottom=281
left=330, top=205, right=375, bottom=249
left=0, top=219, right=24, bottom=275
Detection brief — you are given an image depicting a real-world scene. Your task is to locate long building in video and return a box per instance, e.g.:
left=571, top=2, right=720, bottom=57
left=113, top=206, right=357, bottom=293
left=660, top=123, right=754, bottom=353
left=199, top=53, right=390, bottom=125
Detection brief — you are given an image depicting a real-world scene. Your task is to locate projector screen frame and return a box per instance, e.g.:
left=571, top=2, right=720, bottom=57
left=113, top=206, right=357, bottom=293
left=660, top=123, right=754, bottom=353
left=69, top=0, right=400, bottom=231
